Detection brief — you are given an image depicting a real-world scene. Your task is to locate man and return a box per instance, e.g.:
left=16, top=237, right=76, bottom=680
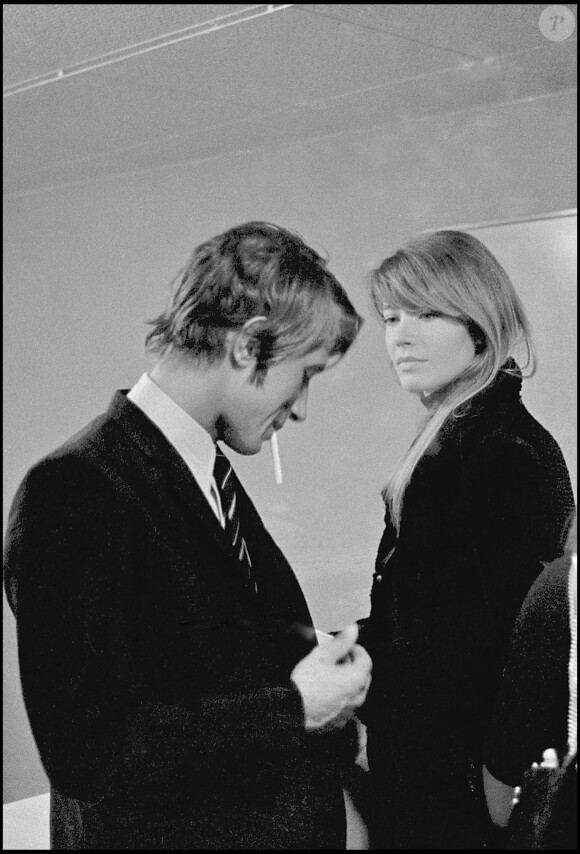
left=4, top=221, right=372, bottom=849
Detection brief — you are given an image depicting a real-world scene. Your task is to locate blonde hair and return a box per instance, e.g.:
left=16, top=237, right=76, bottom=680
left=370, top=230, right=535, bottom=531
left=146, top=221, right=363, bottom=382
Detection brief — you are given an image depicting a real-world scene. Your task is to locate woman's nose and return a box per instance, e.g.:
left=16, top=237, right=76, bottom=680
left=392, top=313, right=418, bottom=344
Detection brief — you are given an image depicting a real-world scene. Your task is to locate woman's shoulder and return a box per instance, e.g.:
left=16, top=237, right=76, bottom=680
left=453, top=366, right=565, bottom=458
left=461, top=417, right=574, bottom=520
left=463, top=401, right=570, bottom=473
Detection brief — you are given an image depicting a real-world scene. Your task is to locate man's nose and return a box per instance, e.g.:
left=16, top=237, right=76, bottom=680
left=289, top=385, right=308, bottom=422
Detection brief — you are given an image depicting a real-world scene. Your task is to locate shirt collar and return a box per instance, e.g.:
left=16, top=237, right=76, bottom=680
left=127, top=373, right=216, bottom=495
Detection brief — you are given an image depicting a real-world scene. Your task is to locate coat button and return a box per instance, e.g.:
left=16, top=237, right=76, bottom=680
left=375, top=574, right=383, bottom=583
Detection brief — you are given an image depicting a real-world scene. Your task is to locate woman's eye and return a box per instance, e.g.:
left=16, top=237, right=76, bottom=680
left=420, top=311, right=441, bottom=319
left=382, top=315, right=398, bottom=325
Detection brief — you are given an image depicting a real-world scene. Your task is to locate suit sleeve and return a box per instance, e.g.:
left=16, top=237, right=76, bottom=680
left=3, top=457, right=315, bottom=802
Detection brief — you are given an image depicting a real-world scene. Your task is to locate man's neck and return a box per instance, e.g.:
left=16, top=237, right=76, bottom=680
left=149, top=354, right=226, bottom=441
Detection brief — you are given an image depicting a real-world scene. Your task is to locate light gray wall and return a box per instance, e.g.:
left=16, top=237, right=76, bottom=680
left=3, top=91, right=577, bottom=803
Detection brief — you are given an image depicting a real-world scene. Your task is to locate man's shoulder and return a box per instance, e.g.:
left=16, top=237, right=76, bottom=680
left=35, top=396, right=122, bottom=463
left=20, top=392, right=139, bottom=488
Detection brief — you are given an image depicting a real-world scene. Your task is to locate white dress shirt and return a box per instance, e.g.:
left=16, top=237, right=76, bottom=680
left=127, top=373, right=225, bottom=526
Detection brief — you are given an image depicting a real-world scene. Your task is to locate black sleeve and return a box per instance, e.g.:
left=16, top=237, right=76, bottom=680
left=466, top=432, right=574, bottom=605
left=483, top=557, right=571, bottom=786
left=460, top=433, right=574, bottom=680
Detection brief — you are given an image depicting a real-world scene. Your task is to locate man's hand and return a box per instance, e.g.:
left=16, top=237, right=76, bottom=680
left=290, top=624, right=372, bottom=732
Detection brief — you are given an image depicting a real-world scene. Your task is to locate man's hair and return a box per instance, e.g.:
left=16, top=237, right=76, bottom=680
left=146, top=221, right=363, bottom=379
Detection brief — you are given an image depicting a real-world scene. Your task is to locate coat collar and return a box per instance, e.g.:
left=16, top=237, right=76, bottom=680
left=458, top=360, right=523, bottom=420
left=107, top=389, right=195, bottom=464
left=434, top=362, right=524, bottom=450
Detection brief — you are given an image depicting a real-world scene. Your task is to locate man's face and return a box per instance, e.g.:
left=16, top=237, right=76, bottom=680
left=221, top=346, right=334, bottom=455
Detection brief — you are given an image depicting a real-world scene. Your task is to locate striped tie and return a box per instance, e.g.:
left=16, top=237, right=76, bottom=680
left=213, top=447, right=257, bottom=593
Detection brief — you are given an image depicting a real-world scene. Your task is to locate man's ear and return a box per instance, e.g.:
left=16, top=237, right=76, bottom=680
left=230, top=316, right=268, bottom=368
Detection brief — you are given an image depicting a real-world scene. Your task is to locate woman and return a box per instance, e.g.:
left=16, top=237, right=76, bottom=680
left=358, top=230, right=575, bottom=850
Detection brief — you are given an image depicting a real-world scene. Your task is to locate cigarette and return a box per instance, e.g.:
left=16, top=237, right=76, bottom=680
left=271, top=430, right=283, bottom=485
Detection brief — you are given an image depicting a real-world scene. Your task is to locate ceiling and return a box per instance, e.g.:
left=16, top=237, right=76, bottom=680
left=3, top=4, right=577, bottom=197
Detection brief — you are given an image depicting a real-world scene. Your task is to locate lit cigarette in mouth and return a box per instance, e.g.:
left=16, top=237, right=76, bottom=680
left=271, top=430, right=283, bottom=485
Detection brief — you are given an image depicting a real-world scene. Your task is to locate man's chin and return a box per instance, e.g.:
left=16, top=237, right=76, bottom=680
left=240, top=446, right=261, bottom=456
left=230, top=438, right=263, bottom=456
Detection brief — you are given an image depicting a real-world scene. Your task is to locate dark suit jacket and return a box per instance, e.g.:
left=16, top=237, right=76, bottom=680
left=4, top=392, right=356, bottom=850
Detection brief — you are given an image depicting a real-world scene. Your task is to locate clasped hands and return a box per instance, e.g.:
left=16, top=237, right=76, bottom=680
left=290, top=624, right=372, bottom=732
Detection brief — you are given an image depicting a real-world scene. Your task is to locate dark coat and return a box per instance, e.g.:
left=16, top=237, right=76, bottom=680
left=3, top=392, right=357, bottom=850
left=359, top=368, right=575, bottom=850
left=484, top=552, right=573, bottom=787
left=484, top=553, right=577, bottom=851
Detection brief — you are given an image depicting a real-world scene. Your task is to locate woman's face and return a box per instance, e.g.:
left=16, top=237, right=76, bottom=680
left=382, top=307, right=476, bottom=394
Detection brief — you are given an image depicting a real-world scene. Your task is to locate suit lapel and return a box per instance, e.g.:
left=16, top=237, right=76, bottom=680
left=108, top=391, right=250, bottom=578
left=107, top=392, right=314, bottom=624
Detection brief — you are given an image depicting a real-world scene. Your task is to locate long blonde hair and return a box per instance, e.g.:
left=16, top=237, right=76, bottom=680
left=370, top=230, right=535, bottom=531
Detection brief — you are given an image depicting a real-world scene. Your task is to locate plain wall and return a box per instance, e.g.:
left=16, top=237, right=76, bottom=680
left=4, top=90, right=577, bottom=803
